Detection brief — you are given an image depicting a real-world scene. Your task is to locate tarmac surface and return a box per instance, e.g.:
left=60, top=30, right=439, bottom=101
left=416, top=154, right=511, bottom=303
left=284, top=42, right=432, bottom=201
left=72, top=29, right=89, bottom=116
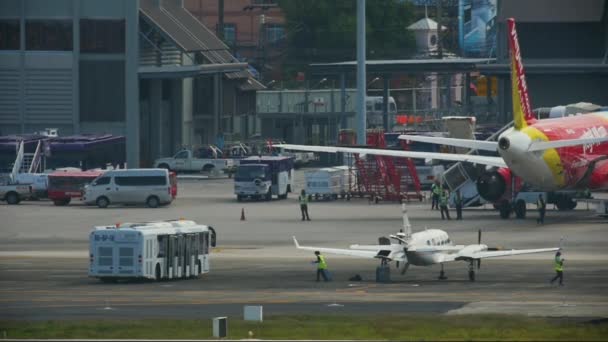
left=1, top=171, right=607, bottom=320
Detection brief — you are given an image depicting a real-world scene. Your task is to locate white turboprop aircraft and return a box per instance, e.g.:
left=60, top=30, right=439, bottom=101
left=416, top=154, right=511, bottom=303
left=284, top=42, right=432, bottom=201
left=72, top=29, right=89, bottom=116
left=293, top=205, right=559, bottom=281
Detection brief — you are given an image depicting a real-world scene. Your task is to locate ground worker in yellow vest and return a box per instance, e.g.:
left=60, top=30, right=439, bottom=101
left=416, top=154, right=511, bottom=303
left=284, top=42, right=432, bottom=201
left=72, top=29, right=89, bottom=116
left=431, top=180, right=441, bottom=210
left=455, top=189, right=463, bottom=220
left=439, top=190, right=451, bottom=220
left=313, top=251, right=330, bottom=282
left=550, top=251, right=564, bottom=286
left=299, top=189, right=311, bottom=221
left=537, top=194, right=546, bottom=224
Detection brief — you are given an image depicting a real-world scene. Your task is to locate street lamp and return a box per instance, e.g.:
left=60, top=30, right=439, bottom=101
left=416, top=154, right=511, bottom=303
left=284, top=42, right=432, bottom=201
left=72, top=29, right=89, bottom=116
left=367, top=77, right=380, bottom=87
left=312, top=78, right=328, bottom=89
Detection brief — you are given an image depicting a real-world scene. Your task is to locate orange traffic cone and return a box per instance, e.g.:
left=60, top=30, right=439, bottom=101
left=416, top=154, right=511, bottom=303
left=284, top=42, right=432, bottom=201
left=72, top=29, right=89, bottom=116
left=240, top=208, right=246, bottom=221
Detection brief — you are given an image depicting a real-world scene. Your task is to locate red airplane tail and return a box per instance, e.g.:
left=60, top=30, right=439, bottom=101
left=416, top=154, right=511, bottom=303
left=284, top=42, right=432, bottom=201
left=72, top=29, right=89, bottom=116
left=507, top=18, right=535, bottom=130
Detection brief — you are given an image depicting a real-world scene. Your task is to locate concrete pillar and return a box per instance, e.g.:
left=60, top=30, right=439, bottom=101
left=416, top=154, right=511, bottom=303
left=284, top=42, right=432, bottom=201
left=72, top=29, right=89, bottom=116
left=150, top=79, right=162, bottom=161
left=182, top=77, right=193, bottom=148
left=382, top=77, right=389, bottom=131
left=464, top=72, right=471, bottom=115
left=125, top=0, right=140, bottom=167
left=340, top=73, right=347, bottom=129
left=72, top=0, right=80, bottom=134
left=18, top=0, right=25, bottom=133
left=356, top=0, right=366, bottom=145
left=213, top=73, right=222, bottom=144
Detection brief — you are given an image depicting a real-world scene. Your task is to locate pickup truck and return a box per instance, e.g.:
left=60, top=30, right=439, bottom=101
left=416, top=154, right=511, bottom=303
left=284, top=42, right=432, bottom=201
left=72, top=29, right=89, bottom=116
left=154, top=148, right=236, bottom=176
left=0, top=179, right=32, bottom=204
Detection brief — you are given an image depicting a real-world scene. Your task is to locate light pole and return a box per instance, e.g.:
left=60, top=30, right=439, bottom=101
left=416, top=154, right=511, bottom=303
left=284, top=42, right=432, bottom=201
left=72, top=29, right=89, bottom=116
left=356, top=0, right=366, bottom=145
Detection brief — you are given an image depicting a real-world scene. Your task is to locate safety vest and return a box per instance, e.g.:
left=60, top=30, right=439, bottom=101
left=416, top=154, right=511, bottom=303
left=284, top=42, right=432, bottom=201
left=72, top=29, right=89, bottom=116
left=537, top=199, right=546, bottom=209
left=299, top=195, right=308, bottom=205
left=440, top=194, right=448, bottom=206
left=554, top=257, right=563, bottom=272
left=431, top=184, right=441, bottom=195
left=317, top=255, right=327, bottom=269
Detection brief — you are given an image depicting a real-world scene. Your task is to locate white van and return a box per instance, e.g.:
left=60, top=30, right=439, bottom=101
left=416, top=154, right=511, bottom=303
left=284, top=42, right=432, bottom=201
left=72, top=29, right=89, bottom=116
left=83, top=169, right=173, bottom=208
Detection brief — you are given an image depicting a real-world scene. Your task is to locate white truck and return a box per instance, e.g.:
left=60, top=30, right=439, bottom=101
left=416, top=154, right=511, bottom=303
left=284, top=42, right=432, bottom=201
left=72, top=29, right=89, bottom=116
left=0, top=176, right=32, bottom=204
left=305, top=166, right=351, bottom=200
left=154, top=147, right=235, bottom=176
left=234, top=156, right=294, bottom=201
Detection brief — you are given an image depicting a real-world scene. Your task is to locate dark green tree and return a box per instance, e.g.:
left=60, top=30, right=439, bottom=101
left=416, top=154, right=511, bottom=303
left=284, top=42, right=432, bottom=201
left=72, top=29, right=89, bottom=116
left=279, top=0, right=416, bottom=78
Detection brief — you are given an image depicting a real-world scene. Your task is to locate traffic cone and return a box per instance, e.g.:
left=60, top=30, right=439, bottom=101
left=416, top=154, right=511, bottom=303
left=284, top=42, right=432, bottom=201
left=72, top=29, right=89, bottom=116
left=240, top=208, right=246, bottom=221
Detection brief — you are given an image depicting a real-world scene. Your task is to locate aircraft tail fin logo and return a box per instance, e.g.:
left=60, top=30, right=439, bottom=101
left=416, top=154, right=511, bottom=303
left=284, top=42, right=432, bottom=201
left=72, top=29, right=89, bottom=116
left=507, top=18, right=535, bottom=130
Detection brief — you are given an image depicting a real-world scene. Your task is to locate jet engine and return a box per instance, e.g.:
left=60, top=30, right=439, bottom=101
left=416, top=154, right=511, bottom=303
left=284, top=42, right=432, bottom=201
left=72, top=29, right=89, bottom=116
left=476, top=167, right=514, bottom=202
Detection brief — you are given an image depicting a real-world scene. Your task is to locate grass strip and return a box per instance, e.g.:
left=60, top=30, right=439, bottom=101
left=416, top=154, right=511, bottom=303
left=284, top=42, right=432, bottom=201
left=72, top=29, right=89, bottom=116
left=1, top=314, right=607, bottom=340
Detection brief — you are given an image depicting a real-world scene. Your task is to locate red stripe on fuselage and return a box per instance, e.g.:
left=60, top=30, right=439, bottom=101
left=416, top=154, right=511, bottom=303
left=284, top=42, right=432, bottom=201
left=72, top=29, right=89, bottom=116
left=530, top=113, right=608, bottom=189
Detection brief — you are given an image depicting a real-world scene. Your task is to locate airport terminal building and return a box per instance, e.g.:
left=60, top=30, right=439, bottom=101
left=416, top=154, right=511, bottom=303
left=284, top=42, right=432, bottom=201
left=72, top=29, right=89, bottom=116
left=0, top=0, right=263, bottom=167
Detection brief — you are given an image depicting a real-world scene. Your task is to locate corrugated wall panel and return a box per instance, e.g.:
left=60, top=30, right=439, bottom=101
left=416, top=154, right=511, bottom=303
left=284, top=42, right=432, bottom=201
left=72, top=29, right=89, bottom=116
left=0, top=69, right=20, bottom=124
left=24, top=69, right=74, bottom=124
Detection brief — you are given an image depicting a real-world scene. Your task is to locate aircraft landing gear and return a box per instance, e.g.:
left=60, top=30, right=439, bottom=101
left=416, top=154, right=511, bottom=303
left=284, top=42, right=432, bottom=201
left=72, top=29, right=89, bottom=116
left=468, top=261, right=476, bottom=282
left=438, top=263, right=447, bottom=280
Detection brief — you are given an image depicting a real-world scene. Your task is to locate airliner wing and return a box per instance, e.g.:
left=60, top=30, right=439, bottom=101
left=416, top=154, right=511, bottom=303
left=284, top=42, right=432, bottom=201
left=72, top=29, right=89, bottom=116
left=456, top=247, right=559, bottom=260
left=293, top=237, right=406, bottom=261
left=528, top=136, right=608, bottom=152
left=398, top=135, right=498, bottom=152
left=277, top=144, right=507, bottom=168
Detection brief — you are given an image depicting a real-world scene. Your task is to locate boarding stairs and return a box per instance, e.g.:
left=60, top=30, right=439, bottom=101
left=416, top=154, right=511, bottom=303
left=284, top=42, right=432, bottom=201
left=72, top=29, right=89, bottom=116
left=351, top=130, right=422, bottom=202
left=444, top=121, right=514, bottom=207
left=8, top=140, right=44, bottom=183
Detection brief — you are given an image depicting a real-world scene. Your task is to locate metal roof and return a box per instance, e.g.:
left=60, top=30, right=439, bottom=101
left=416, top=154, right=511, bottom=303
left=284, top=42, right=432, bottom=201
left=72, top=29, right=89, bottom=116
left=139, top=63, right=248, bottom=79
left=477, top=62, right=608, bottom=75
left=310, top=58, right=495, bottom=74
left=138, top=0, right=264, bottom=90
left=140, top=0, right=234, bottom=61
left=407, top=17, right=446, bottom=31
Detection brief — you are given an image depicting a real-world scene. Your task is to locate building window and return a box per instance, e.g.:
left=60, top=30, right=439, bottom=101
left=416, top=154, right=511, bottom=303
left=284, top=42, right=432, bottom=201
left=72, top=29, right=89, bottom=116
left=223, top=23, right=236, bottom=46
left=265, top=24, right=284, bottom=44
left=0, top=20, right=19, bottom=50
left=79, top=60, right=125, bottom=122
left=80, top=20, right=125, bottom=53
left=26, top=20, right=72, bottom=51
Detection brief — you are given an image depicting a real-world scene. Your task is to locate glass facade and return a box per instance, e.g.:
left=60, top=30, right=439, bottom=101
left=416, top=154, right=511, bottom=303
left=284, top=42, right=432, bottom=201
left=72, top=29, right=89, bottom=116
left=223, top=23, right=236, bottom=45
left=265, top=24, right=284, bottom=44
left=80, top=19, right=125, bottom=53
left=0, top=20, right=19, bottom=50
left=79, top=60, right=125, bottom=122
left=26, top=20, right=72, bottom=51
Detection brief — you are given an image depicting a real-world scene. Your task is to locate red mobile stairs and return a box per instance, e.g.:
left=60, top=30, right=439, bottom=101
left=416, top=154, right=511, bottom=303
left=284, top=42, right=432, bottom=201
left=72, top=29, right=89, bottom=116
left=340, top=129, right=422, bottom=203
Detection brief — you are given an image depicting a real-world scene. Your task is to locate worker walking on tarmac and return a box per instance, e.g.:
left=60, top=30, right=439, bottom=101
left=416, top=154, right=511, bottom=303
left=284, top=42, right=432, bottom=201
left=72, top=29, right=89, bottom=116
left=455, top=189, right=463, bottom=220
left=313, top=251, right=330, bottom=282
left=299, top=189, right=311, bottom=221
left=439, top=190, right=451, bottom=220
left=550, top=251, right=564, bottom=286
left=536, top=194, right=546, bottom=224
left=431, top=180, right=441, bottom=210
